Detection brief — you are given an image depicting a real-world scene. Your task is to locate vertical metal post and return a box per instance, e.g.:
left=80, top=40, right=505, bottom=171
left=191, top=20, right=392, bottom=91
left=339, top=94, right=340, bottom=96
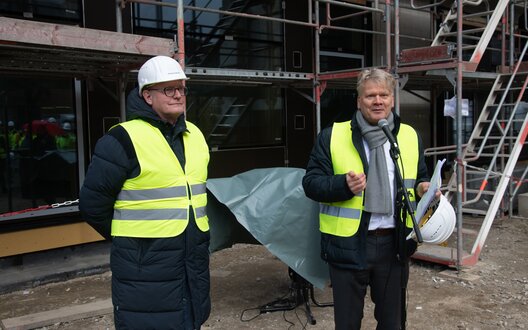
left=385, top=0, right=391, bottom=70
left=308, top=0, right=312, bottom=28
left=432, top=85, right=438, bottom=165
left=116, top=0, right=126, bottom=121
left=509, top=2, right=515, bottom=67
left=455, top=0, right=464, bottom=271
left=116, top=0, right=123, bottom=33
left=75, top=79, right=86, bottom=184
left=393, top=0, right=400, bottom=116
left=508, top=1, right=515, bottom=218
left=176, top=0, right=186, bottom=114
left=176, top=0, right=185, bottom=66
left=315, top=1, right=321, bottom=133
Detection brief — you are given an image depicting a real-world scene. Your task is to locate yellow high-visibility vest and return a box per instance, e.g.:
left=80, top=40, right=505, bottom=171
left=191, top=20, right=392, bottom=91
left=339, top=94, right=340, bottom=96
left=320, top=120, right=418, bottom=237
left=111, top=119, right=210, bottom=238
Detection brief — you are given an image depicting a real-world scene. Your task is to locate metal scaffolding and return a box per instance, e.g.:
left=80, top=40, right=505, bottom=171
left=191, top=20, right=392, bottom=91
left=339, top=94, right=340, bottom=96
left=0, top=0, right=527, bottom=268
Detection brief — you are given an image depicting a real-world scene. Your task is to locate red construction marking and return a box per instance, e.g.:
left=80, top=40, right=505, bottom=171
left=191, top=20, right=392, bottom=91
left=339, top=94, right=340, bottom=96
left=520, top=125, right=528, bottom=145
left=0, top=205, right=51, bottom=217
left=319, top=69, right=363, bottom=81
left=462, top=250, right=479, bottom=267
left=479, top=179, right=488, bottom=191
left=400, top=45, right=452, bottom=64
left=472, top=50, right=483, bottom=63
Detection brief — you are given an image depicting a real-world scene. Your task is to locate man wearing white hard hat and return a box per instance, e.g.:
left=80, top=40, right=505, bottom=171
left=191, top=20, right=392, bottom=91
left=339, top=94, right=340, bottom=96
left=80, top=55, right=210, bottom=330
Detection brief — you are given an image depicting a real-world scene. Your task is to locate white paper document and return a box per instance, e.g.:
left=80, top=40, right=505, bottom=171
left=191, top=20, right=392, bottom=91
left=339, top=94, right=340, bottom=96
left=410, top=158, right=446, bottom=237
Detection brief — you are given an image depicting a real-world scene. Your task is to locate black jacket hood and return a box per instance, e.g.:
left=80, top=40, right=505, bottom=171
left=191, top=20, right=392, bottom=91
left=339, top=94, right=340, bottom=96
left=126, top=86, right=187, bottom=133
left=126, top=87, right=163, bottom=122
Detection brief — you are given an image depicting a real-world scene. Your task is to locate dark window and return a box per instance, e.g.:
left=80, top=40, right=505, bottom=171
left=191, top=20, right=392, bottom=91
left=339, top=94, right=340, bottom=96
left=186, top=85, right=284, bottom=150
left=0, top=77, right=78, bottom=217
left=318, top=3, right=367, bottom=71
left=0, top=0, right=81, bottom=24
left=133, top=0, right=284, bottom=70
left=320, top=89, right=357, bottom=129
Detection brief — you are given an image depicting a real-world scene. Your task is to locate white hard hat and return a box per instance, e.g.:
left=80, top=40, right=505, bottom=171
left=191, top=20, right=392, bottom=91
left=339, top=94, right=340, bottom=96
left=62, top=122, right=72, bottom=131
left=137, top=56, right=188, bottom=95
left=407, top=195, right=456, bottom=244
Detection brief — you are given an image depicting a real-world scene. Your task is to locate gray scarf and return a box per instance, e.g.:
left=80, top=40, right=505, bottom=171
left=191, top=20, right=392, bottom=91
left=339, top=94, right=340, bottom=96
left=356, top=111, right=395, bottom=215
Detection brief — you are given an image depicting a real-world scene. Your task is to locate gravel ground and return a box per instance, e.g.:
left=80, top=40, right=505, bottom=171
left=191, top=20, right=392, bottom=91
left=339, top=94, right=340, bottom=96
left=0, top=216, right=527, bottom=330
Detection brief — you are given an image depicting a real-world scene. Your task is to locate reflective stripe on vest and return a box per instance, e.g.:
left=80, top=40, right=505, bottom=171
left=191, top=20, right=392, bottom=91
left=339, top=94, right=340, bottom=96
left=111, top=119, right=210, bottom=238
left=320, top=121, right=419, bottom=237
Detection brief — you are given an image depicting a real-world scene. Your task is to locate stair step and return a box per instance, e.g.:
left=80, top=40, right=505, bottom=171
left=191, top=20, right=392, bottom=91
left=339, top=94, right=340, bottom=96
left=471, top=136, right=517, bottom=140
left=439, top=28, right=486, bottom=39
left=463, top=189, right=498, bottom=195
left=489, top=102, right=517, bottom=107
left=496, top=87, right=523, bottom=91
left=460, top=208, right=488, bottom=216
left=480, top=119, right=525, bottom=123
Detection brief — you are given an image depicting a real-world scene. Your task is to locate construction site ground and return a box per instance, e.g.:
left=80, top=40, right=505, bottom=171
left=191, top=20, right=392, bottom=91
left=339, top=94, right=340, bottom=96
left=0, top=215, right=527, bottom=330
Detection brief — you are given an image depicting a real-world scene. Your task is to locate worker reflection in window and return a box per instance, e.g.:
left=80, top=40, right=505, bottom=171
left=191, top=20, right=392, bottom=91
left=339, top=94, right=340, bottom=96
left=20, top=120, right=57, bottom=157
left=56, top=121, right=76, bottom=150
left=7, top=121, right=22, bottom=151
left=0, top=121, right=7, bottom=193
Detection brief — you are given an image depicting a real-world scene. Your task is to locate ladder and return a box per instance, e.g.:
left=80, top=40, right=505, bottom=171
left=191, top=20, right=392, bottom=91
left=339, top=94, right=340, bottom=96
left=399, top=0, right=508, bottom=70
left=431, top=0, right=509, bottom=71
left=413, top=45, right=528, bottom=266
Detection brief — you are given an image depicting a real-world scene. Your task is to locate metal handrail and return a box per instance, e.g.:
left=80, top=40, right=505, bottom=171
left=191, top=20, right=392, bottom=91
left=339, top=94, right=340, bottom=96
left=410, top=0, right=447, bottom=10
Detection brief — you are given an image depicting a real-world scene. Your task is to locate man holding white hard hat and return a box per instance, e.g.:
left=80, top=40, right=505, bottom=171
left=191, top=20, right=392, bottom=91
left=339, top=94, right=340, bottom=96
left=80, top=55, right=211, bottom=329
left=303, top=68, right=444, bottom=330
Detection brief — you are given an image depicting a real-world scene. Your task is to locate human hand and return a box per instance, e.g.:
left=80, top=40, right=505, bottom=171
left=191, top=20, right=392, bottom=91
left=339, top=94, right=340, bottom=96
left=417, top=182, right=441, bottom=199
left=346, top=171, right=366, bottom=195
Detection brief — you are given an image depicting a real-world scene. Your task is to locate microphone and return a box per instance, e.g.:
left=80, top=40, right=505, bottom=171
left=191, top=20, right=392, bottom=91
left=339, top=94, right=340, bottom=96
left=378, top=119, right=400, bottom=154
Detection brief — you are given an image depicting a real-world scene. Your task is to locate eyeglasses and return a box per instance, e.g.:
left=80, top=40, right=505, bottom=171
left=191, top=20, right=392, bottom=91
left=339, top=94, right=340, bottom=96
left=148, top=86, right=188, bottom=97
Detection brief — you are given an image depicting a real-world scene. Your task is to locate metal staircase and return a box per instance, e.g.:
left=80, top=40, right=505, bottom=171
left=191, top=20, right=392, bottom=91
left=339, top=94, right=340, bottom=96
left=431, top=0, right=508, bottom=70
left=207, top=97, right=253, bottom=147
left=413, top=44, right=528, bottom=266
left=187, top=0, right=249, bottom=67
left=400, top=0, right=509, bottom=71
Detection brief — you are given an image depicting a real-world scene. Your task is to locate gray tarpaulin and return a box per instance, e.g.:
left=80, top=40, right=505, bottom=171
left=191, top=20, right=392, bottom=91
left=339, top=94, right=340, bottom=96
left=206, top=167, right=330, bottom=290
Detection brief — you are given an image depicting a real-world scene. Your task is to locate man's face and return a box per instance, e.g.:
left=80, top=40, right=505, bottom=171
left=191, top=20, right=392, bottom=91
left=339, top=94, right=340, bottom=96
left=142, top=80, right=186, bottom=124
left=357, top=80, right=394, bottom=125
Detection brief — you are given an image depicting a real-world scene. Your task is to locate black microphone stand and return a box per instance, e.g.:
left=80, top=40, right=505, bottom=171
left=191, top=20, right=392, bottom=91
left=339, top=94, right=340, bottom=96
left=388, top=143, right=423, bottom=330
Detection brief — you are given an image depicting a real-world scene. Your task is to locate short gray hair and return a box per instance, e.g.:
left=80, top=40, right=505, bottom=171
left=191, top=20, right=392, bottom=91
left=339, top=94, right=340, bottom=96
left=357, top=68, right=396, bottom=96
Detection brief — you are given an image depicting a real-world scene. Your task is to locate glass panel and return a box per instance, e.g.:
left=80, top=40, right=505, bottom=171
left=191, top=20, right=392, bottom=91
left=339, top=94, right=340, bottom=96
left=320, top=89, right=357, bottom=129
left=186, top=85, right=284, bottom=149
left=0, top=77, right=78, bottom=216
left=0, top=0, right=81, bottom=23
left=133, top=0, right=284, bottom=70
left=318, top=3, right=367, bottom=71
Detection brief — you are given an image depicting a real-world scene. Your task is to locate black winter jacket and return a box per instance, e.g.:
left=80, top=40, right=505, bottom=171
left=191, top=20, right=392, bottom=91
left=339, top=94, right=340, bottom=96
left=302, top=112, right=429, bottom=270
left=79, top=88, right=211, bottom=329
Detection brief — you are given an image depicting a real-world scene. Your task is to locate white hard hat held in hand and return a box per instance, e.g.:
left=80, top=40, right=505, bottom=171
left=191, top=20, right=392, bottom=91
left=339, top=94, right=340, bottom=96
left=407, top=195, right=456, bottom=244
left=138, top=56, right=188, bottom=96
